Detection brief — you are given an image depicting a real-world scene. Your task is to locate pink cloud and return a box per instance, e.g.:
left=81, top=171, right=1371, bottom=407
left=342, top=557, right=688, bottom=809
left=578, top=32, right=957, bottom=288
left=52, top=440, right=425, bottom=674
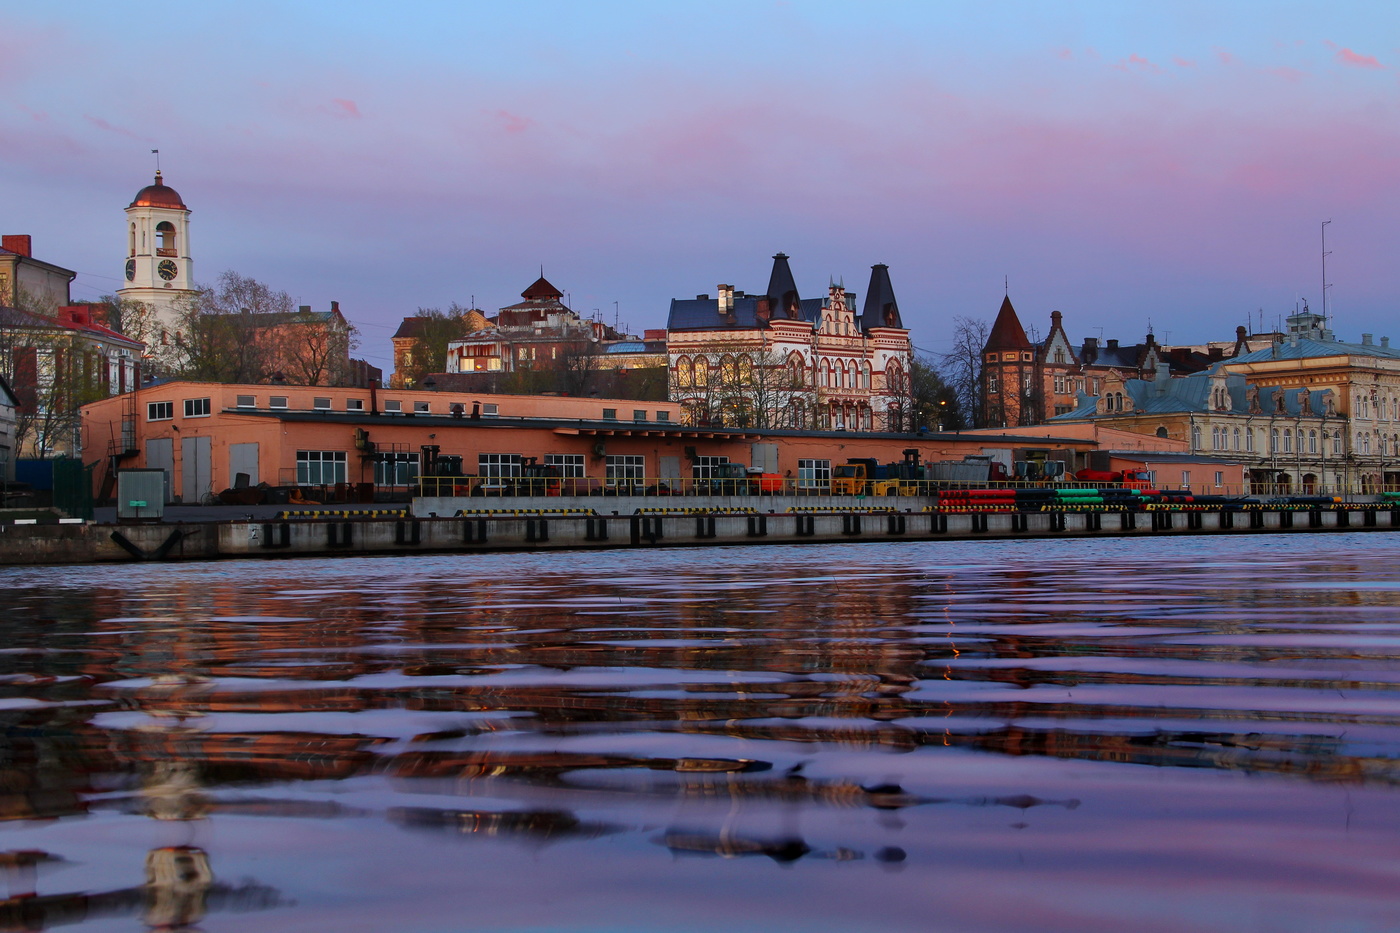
left=84, top=114, right=152, bottom=141
left=1215, top=48, right=1234, bottom=65
left=1173, top=57, right=1196, bottom=68
left=1336, top=48, right=1383, bottom=69
left=1113, top=53, right=1161, bottom=74
left=1055, top=47, right=1073, bottom=61
left=495, top=110, right=533, bottom=135
left=331, top=98, right=361, bottom=118
left=1265, top=66, right=1306, bottom=82
left=17, top=103, right=47, bottom=122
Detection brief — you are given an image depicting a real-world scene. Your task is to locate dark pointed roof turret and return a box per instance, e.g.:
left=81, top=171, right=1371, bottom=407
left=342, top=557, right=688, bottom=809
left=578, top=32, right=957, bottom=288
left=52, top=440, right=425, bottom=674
left=860, top=263, right=902, bottom=329
left=765, top=252, right=801, bottom=320
left=984, top=295, right=1032, bottom=351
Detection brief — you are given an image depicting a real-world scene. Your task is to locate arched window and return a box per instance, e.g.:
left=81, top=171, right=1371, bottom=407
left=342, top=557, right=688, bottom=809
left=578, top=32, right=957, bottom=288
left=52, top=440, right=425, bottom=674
left=820, top=359, right=830, bottom=388
left=692, top=356, right=708, bottom=387
left=1211, top=427, right=1221, bottom=450
left=1283, top=429, right=1292, bottom=453
left=862, top=361, right=872, bottom=389
left=1269, top=428, right=1278, bottom=453
left=129, top=223, right=136, bottom=257
left=1309, top=430, right=1317, bottom=454
left=886, top=361, right=904, bottom=396
left=1156, top=426, right=1169, bottom=438
left=1191, top=424, right=1202, bottom=450
left=1246, top=429, right=1255, bottom=452
left=788, top=353, right=805, bottom=388
left=1233, top=427, right=1240, bottom=451
left=676, top=356, right=692, bottom=387
left=155, top=221, right=177, bottom=256
left=738, top=355, right=753, bottom=382
left=719, top=355, right=736, bottom=383
left=1054, top=348, right=1065, bottom=364
left=1363, top=433, right=1372, bottom=455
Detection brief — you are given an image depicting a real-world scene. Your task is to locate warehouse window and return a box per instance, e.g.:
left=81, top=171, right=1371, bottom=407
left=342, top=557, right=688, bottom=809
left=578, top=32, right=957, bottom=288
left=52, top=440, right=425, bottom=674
left=296, top=450, right=347, bottom=485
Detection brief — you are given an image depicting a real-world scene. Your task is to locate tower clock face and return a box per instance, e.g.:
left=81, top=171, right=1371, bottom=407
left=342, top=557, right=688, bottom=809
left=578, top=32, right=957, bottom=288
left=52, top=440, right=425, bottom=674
left=125, top=259, right=136, bottom=281
left=157, top=259, right=179, bottom=281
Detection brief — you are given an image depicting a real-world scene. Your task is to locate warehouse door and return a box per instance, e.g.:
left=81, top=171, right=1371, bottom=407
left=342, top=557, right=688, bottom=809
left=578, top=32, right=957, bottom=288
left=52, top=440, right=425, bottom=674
left=145, top=438, right=173, bottom=503
left=181, top=436, right=212, bottom=504
left=229, top=442, right=260, bottom=487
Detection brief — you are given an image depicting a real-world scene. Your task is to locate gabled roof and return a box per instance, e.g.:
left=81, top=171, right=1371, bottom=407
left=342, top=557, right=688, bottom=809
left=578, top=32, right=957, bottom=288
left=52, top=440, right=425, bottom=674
left=984, top=295, right=1031, bottom=351
left=860, top=264, right=903, bottom=329
left=1053, top=367, right=1335, bottom=420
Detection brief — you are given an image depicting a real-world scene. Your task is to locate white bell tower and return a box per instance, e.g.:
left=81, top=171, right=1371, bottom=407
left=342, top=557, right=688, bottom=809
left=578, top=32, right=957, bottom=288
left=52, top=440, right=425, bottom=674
left=117, top=171, right=195, bottom=330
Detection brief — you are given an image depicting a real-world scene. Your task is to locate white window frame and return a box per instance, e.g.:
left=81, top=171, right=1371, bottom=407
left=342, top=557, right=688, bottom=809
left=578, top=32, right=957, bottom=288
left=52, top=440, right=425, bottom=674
left=544, top=454, right=585, bottom=478
left=147, top=401, right=173, bottom=421
left=296, top=450, right=347, bottom=485
left=413, top=401, right=430, bottom=414
left=374, top=451, right=419, bottom=486
left=183, top=397, right=211, bottom=418
left=605, top=454, right=645, bottom=487
left=313, top=397, right=332, bottom=410
left=797, top=458, right=831, bottom=490
left=478, top=453, right=523, bottom=480
left=270, top=396, right=288, bottom=410
left=236, top=395, right=256, bottom=408
left=384, top=399, right=403, bottom=413
left=347, top=398, right=364, bottom=411
left=691, top=455, right=730, bottom=480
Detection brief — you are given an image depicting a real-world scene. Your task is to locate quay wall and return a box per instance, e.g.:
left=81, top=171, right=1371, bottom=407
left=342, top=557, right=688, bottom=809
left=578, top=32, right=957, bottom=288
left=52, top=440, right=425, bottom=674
left=0, top=501, right=1397, bottom=565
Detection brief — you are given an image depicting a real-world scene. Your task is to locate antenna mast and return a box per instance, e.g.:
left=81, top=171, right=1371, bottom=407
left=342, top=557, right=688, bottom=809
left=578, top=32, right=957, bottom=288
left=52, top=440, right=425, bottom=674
left=1321, top=220, right=1332, bottom=327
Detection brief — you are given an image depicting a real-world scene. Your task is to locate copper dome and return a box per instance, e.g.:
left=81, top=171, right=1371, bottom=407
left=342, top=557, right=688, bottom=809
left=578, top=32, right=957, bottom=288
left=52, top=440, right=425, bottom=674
left=128, top=172, right=188, bottom=210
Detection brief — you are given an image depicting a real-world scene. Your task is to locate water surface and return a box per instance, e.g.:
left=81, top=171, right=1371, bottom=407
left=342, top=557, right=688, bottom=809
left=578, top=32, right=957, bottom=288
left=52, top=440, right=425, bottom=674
left=2, top=534, right=1399, bottom=932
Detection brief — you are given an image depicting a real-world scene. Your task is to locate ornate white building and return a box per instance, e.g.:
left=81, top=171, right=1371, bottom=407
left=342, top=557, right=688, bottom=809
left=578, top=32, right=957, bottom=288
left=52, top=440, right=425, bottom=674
left=666, top=254, right=913, bottom=431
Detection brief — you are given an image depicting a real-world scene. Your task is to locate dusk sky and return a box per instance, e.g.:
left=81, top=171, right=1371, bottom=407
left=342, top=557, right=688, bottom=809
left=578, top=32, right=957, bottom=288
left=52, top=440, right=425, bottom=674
left=4, top=1, right=1397, bottom=373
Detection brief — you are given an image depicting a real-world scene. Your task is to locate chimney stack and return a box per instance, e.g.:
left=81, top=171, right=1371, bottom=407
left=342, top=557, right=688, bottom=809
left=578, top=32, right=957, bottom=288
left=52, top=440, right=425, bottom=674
left=1, top=235, right=32, bottom=258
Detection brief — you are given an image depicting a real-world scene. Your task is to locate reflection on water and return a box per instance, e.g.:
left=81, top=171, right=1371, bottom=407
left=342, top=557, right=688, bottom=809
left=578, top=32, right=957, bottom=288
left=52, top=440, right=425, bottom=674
left=3, top=535, right=1400, bottom=931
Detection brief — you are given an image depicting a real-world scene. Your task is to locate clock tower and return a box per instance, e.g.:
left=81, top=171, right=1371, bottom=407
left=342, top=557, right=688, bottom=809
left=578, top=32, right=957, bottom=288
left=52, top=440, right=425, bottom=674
left=117, top=171, right=195, bottom=331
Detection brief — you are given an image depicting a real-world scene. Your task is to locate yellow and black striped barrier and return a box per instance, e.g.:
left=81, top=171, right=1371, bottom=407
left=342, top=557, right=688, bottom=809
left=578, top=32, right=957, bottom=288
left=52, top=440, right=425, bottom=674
left=453, top=508, right=597, bottom=517
left=636, top=507, right=758, bottom=515
left=788, top=506, right=897, bottom=514
left=275, top=509, right=409, bottom=519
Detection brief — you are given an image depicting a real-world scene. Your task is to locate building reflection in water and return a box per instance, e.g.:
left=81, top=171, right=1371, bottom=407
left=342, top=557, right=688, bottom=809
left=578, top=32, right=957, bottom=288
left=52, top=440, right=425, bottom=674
left=0, top=540, right=1398, bottom=927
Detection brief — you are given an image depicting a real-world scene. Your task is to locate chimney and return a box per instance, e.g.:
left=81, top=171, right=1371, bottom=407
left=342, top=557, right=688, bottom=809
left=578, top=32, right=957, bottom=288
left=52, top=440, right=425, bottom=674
left=1208, top=347, right=1223, bottom=361
left=330, top=300, right=339, bottom=313
left=1, top=235, right=32, bottom=258
left=1362, top=333, right=1373, bottom=346
left=1155, top=362, right=1170, bottom=393
left=1106, top=339, right=1119, bottom=351
left=298, top=305, right=312, bottom=314
left=1383, top=337, right=1391, bottom=349
left=717, top=284, right=734, bottom=315
left=695, top=294, right=709, bottom=300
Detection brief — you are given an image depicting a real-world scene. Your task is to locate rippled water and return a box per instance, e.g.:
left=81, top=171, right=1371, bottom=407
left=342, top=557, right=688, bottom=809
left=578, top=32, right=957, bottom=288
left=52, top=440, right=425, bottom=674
left=2, top=534, right=1400, bottom=932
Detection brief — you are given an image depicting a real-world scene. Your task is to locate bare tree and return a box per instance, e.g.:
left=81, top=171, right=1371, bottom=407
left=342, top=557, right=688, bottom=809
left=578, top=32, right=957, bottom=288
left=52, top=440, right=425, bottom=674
left=398, top=304, right=473, bottom=387
left=0, top=291, right=110, bottom=456
left=938, top=316, right=989, bottom=428
left=887, top=352, right=964, bottom=432
left=275, top=313, right=359, bottom=386
left=672, top=340, right=814, bottom=429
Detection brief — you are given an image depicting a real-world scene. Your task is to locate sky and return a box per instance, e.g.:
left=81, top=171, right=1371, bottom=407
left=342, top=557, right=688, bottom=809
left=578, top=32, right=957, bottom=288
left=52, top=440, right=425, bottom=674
left=3, top=0, right=1398, bottom=373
